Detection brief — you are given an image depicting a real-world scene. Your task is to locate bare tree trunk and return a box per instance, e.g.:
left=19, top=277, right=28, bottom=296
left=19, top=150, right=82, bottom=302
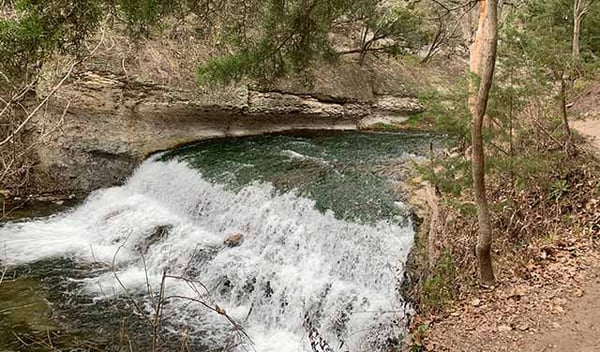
left=560, top=76, right=572, bottom=139
left=469, top=0, right=499, bottom=286
left=573, top=0, right=583, bottom=64
left=508, top=67, right=515, bottom=187
left=573, top=0, right=597, bottom=64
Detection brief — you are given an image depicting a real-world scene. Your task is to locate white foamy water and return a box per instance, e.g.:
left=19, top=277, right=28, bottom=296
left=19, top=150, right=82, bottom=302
left=0, top=159, right=414, bottom=351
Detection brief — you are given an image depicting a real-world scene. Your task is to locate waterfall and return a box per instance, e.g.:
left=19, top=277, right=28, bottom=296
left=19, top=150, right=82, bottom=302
left=0, top=159, right=415, bottom=351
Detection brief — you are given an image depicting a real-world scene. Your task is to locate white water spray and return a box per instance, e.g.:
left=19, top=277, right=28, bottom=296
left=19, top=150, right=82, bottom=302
left=0, top=159, right=414, bottom=351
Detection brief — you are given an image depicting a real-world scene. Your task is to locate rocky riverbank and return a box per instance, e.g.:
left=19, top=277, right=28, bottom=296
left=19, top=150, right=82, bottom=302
left=18, top=28, right=429, bottom=195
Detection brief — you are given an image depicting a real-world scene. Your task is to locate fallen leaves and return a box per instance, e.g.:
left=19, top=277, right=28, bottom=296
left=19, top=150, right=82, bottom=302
left=498, top=325, right=512, bottom=332
left=503, top=287, right=526, bottom=300
left=411, top=233, right=600, bottom=352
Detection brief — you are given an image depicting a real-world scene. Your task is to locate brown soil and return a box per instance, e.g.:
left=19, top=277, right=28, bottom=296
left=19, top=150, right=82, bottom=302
left=572, top=80, right=600, bottom=120
left=572, top=79, right=600, bottom=150
left=529, top=273, right=600, bottom=352
left=572, top=118, right=600, bottom=150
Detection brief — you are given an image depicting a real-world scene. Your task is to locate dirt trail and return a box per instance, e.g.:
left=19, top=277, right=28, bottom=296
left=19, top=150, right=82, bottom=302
left=572, top=79, right=600, bottom=151
left=572, top=118, right=600, bottom=151
left=526, top=272, right=600, bottom=352
left=532, top=116, right=600, bottom=352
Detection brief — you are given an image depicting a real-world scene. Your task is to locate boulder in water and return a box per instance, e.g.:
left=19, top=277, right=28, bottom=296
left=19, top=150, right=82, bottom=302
left=136, top=225, right=172, bottom=254
left=224, top=232, right=243, bottom=247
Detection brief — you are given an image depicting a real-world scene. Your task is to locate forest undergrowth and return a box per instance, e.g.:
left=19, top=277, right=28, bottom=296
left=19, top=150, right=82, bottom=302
left=405, top=82, right=600, bottom=351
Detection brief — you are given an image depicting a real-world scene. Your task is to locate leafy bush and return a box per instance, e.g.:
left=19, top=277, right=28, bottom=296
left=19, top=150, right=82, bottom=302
left=422, top=251, right=457, bottom=311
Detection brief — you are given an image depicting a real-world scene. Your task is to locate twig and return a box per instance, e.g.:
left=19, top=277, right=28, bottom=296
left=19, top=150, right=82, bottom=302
left=165, top=274, right=211, bottom=296
left=0, top=266, right=6, bottom=285
left=111, top=232, right=152, bottom=325
left=13, top=100, right=70, bottom=160
left=165, top=295, right=254, bottom=344
left=0, top=197, right=30, bottom=221
left=0, top=64, right=72, bottom=147
left=11, top=332, right=30, bottom=347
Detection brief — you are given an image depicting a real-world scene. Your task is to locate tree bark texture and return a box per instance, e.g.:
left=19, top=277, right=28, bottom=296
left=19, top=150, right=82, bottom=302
left=469, top=0, right=499, bottom=286
left=573, top=0, right=583, bottom=62
left=573, top=0, right=596, bottom=64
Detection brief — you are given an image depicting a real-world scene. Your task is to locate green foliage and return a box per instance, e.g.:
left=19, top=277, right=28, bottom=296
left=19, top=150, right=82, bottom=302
left=408, top=322, right=430, bottom=352
left=198, top=0, right=429, bottom=84
left=506, top=0, right=599, bottom=80
left=416, top=80, right=471, bottom=141
left=197, top=43, right=273, bottom=84
left=422, top=251, right=456, bottom=311
left=360, top=1, right=428, bottom=55
left=0, top=0, right=105, bottom=87
left=0, top=0, right=432, bottom=86
left=481, top=1, right=598, bottom=189
left=198, top=0, right=352, bottom=83
left=368, top=122, right=404, bottom=131
left=404, top=113, right=424, bottom=128
left=444, top=197, right=477, bottom=217
left=404, top=3, right=600, bottom=250
left=506, top=2, right=571, bottom=81
left=118, top=0, right=182, bottom=36
left=413, top=80, right=473, bottom=200
left=417, top=156, right=471, bottom=196
left=421, top=0, right=599, bottom=204
left=549, top=179, right=569, bottom=201
left=580, top=1, right=600, bottom=56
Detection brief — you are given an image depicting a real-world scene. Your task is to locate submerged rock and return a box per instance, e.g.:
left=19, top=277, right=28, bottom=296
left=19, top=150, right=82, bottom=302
left=0, top=277, right=55, bottom=333
left=136, top=225, right=173, bottom=254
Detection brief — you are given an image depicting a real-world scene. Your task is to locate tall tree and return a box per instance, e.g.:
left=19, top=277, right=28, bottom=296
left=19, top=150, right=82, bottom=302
left=573, top=0, right=595, bottom=64
left=469, top=0, right=499, bottom=286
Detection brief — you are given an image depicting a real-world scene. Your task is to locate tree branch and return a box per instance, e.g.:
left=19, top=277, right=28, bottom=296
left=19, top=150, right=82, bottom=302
left=0, top=30, right=105, bottom=147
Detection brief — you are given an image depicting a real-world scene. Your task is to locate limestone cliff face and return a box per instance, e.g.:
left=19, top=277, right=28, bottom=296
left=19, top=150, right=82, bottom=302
left=31, top=38, right=422, bottom=193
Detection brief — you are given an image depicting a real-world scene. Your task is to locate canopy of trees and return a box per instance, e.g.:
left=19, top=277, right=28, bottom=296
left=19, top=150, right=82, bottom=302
left=2, top=0, right=599, bottom=88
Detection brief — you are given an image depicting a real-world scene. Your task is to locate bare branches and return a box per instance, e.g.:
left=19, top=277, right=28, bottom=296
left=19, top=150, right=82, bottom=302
left=110, top=241, right=253, bottom=351
left=419, top=0, right=479, bottom=63
left=428, top=0, right=478, bottom=20
left=163, top=273, right=255, bottom=346
left=0, top=264, right=6, bottom=286
left=0, top=30, right=105, bottom=147
left=0, top=29, right=105, bottom=192
left=0, top=63, right=74, bottom=147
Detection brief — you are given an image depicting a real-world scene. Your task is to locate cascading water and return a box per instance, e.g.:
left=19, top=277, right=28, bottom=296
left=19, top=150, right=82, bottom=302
left=0, top=132, right=440, bottom=351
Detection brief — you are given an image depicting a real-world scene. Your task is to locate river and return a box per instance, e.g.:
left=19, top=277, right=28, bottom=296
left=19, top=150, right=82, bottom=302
left=0, top=131, right=440, bottom=352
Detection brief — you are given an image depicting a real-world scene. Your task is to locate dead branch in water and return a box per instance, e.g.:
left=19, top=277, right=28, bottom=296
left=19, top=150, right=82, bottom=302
left=110, top=238, right=253, bottom=351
